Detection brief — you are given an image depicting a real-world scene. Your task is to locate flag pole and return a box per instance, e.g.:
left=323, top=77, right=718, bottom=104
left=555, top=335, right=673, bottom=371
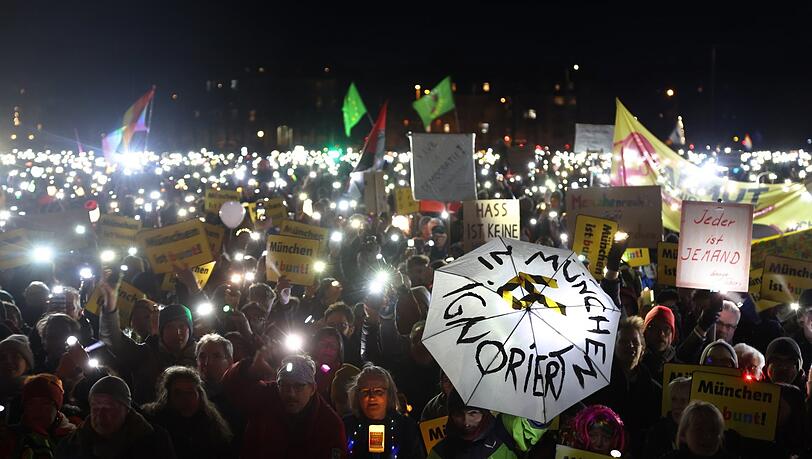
left=454, top=108, right=462, bottom=133
left=143, top=85, right=156, bottom=152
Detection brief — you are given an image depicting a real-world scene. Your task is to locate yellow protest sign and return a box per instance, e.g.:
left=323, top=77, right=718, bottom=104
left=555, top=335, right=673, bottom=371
left=759, top=255, right=812, bottom=304
left=656, top=242, right=678, bottom=286
left=419, top=416, right=447, bottom=454
left=243, top=202, right=257, bottom=223
left=204, top=223, right=225, bottom=257
left=554, top=445, right=612, bottom=459
left=395, top=187, right=420, bottom=215
left=204, top=189, right=241, bottom=214
left=661, top=363, right=741, bottom=416
left=161, top=261, right=217, bottom=292
left=749, top=268, right=779, bottom=312
left=622, top=247, right=650, bottom=267
left=750, top=227, right=812, bottom=270
left=84, top=281, right=146, bottom=329
left=137, top=219, right=214, bottom=274
left=265, top=235, right=321, bottom=286
left=280, top=220, right=329, bottom=255
left=571, top=214, right=617, bottom=281
left=0, top=229, right=31, bottom=270
left=264, top=198, right=288, bottom=222
left=98, top=214, right=142, bottom=248
left=690, top=371, right=779, bottom=441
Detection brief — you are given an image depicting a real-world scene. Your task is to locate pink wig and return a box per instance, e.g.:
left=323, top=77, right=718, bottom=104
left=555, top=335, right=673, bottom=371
left=572, top=404, right=626, bottom=453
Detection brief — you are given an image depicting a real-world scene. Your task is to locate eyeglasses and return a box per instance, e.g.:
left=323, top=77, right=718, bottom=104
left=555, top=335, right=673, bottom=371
left=359, top=388, right=387, bottom=399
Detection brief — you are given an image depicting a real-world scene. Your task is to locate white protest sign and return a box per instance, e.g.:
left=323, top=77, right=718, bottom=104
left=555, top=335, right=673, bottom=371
left=677, top=201, right=753, bottom=292
left=462, top=200, right=520, bottom=251
left=573, top=124, right=614, bottom=153
left=410, top=133, right=477, bottom=201
left=565, top=186, right=663, bottom=248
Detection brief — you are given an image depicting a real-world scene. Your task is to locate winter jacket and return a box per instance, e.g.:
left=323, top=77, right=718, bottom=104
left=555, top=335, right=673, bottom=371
left=0, top=412, right=76, bottom=459
left=343, top=413, right=424, bottom=459
left=222, top=359, right=348, bottom=459
left=98, top=304, right=196, bottom=404
left=643, top=414, right=678, bottom=459
left=142, top=407, right=233, bottom=459
left=55, top=409, right=176, bottom=459
left=428, top=414, right=545, bottom=459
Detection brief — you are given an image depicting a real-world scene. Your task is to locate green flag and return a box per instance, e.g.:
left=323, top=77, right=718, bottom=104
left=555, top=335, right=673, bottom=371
left=342, top=82, right=367, bottom=137
left=412, top=76, right=455, bottom=128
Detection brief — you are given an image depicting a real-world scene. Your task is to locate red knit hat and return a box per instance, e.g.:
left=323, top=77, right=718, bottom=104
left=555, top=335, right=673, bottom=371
left=643, top=305, right=677, bottom=339
left=22, top=374, right=64, bottom=409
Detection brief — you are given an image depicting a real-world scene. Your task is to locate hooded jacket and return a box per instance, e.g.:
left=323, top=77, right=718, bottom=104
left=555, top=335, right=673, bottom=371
left=55, top=409, right=176, bottom=459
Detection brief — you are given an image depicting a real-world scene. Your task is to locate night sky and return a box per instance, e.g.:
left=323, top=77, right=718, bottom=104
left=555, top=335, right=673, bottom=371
left=3, top=3, right=812, bottom=149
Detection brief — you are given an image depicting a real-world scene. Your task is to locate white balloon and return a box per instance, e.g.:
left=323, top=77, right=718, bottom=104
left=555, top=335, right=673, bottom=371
left=219, top=201, right=246, bottom=228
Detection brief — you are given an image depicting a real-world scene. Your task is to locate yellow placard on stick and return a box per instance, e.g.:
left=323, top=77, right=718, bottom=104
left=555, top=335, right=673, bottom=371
left=690, top=371, right=780, bottom=441
left=265, top=234, right=321, bottom=286
left=554, top=445, right=612, bottom=459
left=622, top=247, right=650, bottom=267
left=0, top=229, right=31, bottom=270
left=137, top=219, right=214, bottom=274
left=161, top=261, right=217, bottom=292
left=280, top=220, right=329, bottom=255
left=750, top=227, right=812, bottom=270
left=749, top=268, right=779, bottom=312
left=204, top=223, right=225, bottom=257
left=204, top=189, right=241, bottom=214
left=84, top=281, right=146, bottom=329
left=395, top=187, right=420, bottom=215
left=264, top=198, right=288, bottom=223
left=571, top=214, right=617, bottom=280
left=759, top=255, right=812, bottom=304
left=419, top=416, right=447, bottom=454
left=657, top=242, right=678, bottom=286
left=98, top=214, right=142, bottom=248
left=661, top=363, right=742, bottom=416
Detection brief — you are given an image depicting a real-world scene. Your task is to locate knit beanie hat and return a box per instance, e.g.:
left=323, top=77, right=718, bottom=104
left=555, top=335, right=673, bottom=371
left=446, top=389, right=484, bottom=414
left=644, top=305, right=677, bottom=340
left=159, top=304, right=193, bottom=335
left=90, top=375, right=132, bottom=408
left=700, top=339, right=738, bottom=367
left=766, top=337, right=802, bottom=370
left=23, top=374, right=64, bottom=409
left=277, top=354, right=316, bottom=385
left=0, top=334, right=34, bottom=371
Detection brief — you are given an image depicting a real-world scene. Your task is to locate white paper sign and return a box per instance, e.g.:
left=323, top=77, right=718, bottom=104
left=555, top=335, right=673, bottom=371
left=410, top=133, right=477, bottom=201
left=565, top=186, right=663, bottom=248
left=573, top=124, right=614, bottom=153
left=462, top=200, right=520, bottom=250
left=676, top=201, right=753, bottom=292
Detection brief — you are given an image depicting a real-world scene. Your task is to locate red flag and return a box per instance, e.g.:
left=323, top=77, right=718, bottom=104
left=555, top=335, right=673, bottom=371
left=353, top=102, right=387, bottom=173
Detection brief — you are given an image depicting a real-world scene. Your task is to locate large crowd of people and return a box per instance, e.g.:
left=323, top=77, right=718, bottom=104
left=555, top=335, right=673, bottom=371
left=0, top=145, right=809, bottom=459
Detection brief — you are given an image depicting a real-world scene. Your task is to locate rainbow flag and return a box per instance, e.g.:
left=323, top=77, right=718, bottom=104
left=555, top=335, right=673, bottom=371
left=121, top=86, right=155, bottom=149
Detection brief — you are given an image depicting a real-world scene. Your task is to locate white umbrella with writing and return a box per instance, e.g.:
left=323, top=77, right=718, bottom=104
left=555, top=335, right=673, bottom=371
left=422, top=237, right=621, bottom=423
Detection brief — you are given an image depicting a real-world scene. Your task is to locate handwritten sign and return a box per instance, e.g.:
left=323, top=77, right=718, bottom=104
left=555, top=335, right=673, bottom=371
left=555, top=445, right=612, bottom=459
left=84, top=281, right=146, bottom=328
left=657, top=242, right=678, bottom=286
left=573, top=124, right=614, bottom=154
left=566, top=186, right=663, bottom=248
left=661, top=363, right=741, bottom=416
left=622, top=248, right=650, bottom=267
left=759, top=255, right=812, bottom=304
left=0, top=229, right=31, bottom=270
left=265, top=234, right=321, bottom=286
left=677, top=201, right=752, bottom=292
left=462, top=200, right=520, bottom=251
left=410, top=133, right=477, bottom=201
left=280, top=220, right=329, bottom=255
left=419, top=416, right=447, bottom=454
left=690, top=371, right=779, bottom=441
left=205, top=189, right=241, bottom=214
left=161, top=261, right=217, bottom=292
left=395, top=187, right=420, bottom=215
left=98, top=214, right=142, bottom=248
left=137, top=219, right=214, bottom=274
left=571, top=215, right=617, bottom=280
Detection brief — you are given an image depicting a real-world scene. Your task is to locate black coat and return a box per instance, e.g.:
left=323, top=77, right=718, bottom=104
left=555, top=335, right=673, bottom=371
left=344, top=413, right=424, bottom=459
left=55, top=410, right=176, bottom=459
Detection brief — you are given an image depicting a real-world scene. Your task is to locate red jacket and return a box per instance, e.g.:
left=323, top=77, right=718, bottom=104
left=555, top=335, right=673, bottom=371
left=223, top=360, right=348, bottom=458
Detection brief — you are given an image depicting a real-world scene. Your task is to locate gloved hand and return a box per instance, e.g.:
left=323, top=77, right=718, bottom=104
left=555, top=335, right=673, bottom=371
left=606, top=236, right=629, bottom=272
left=697, top=293, right=723, bottom=331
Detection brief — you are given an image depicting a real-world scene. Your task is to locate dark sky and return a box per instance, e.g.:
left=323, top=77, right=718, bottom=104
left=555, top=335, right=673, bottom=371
left=3, top=2, right=812, bottom=149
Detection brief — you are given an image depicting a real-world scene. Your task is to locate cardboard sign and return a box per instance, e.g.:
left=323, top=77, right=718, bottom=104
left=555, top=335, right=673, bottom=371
left=98, top=214, right=142, bottom=248
left=748, top=268, right=779, bottom=312
left=571, top=215, right=617, bottom=280
left=243, top=202, right=257, bottom=223
left=137, top=219, right=214, bottom=274
left=161, top=261, right=217, bottom=292
left=690, top=371, right=780, bottom=441
left=395, top=187, right=420, bottom=215
left=565, top=186, right=663, bottom=248
left=573, top=123, right=614, bottom=154
left=204, top=223, right=225, bottom=257
left=280, top=220, right=329, bottom=255
left=15, top=209, right=91, bottom=249
left=410, top=133, right=477, bottom=201
left=750, top=227, right=812, bottom=270
left=0, top=229, right=31, bottom=270
left=462, top=200, right=520, bottom=251
left=84, top=281, right=146, bottom=329
left=622, top=248, right=650, bottom=267
left=657, top=242, right=678, bottom=286
left=759, top=255, right=812, bottom=304
left=264, top=198, right=288, bottom=222
left=363, top=170, right=388, bottom=216
left=661, top=363, right=741, bottom=416
left=265, top=234, right=321, bottom=286
left=205, top=189, right=241, bottom=214
left=554, top=445, right=612, bottom=459
left=677, top=201, right=753, bottom=292
left=419, top=416, right=447, bottom=454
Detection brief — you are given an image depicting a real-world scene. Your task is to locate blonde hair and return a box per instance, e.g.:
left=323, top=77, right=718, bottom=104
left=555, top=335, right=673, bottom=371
left=348, top=365, right=400, bottom=418
left=676, top=400, right=724, bottom=447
